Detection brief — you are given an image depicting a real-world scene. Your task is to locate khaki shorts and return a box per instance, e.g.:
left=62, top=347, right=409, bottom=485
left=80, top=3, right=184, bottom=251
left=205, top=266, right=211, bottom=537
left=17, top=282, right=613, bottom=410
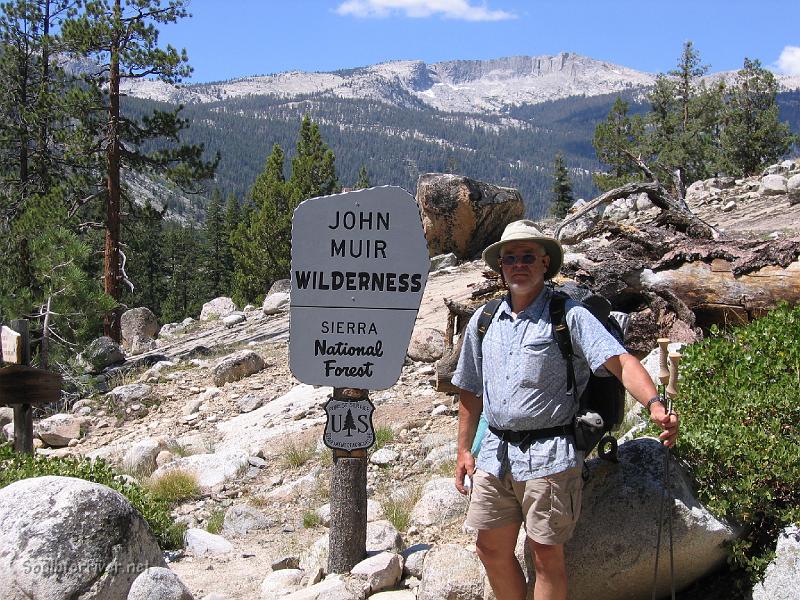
left=466, top=467, right=583, bottom=545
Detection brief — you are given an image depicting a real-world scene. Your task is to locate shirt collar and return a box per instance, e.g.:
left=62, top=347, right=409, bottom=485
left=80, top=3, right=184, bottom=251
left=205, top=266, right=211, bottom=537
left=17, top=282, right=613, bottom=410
left=498, top=287, right=551, bottom=322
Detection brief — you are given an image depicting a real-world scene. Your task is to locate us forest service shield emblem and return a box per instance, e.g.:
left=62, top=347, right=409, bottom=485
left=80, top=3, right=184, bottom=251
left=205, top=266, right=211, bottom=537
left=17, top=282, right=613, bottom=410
left=323, top=397, right=376, bottom=451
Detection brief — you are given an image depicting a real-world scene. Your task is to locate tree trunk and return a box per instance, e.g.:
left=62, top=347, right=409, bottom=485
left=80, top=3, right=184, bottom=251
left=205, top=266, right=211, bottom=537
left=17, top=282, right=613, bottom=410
left=103, top=0, right=122, bottom=342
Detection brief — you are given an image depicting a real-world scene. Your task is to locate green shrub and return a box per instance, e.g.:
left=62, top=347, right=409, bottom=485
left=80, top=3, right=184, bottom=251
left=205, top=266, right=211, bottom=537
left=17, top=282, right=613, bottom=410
left=666, top=304, right=800, bottom=589
left=206, top=509, right=225, bottom=534
left=0, top=443, right=185, bottom=549
left=302, top=510, right=321, bottom=528
left=372, top=425, right=394, bottom=452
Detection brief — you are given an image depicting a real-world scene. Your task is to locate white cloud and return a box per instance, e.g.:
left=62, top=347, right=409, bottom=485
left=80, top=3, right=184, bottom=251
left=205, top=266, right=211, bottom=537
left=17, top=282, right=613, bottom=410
left=335, top=0, right=516, bottom=22
left=776, top=46, right=800, bottom=75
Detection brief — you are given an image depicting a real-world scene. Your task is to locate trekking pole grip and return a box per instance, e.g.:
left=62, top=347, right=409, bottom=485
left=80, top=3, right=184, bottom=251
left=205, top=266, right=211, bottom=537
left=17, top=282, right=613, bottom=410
left=657, top=338, right=671, bottom=388
left=666, top=352, right=681, bottom=403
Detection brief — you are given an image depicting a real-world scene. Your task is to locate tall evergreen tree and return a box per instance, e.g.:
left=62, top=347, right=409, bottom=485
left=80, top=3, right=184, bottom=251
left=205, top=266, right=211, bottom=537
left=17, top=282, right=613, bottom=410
left=720, top=58, right=795, bottom=176
left=231, top=144, right=291, bottom=304
left=122, top=200, right=166, bottom=317
left=231, top=117, right=340, bottom=305
left=0, top=0, right=114, bottom=362
left=355, top=164, right=371, bottom=189
left=645, top=41, right=724, bottom=190
left=161, top=222, right=203, bottom=323
left=222, top=192, right=240, bottom=284
left=290, top=114, right=339, bottom=201
left=549, top=153, right=574, bottom=218
left=61, top=0, right=217, bottom=341
left=202, top=188, right=227, bottom=299
left=592, top=97, right=646, bottom=191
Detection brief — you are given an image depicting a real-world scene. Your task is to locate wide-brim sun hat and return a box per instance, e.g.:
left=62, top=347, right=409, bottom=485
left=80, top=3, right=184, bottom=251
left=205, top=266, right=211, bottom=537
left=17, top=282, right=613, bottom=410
left=482, top=220, right=564, bottom=280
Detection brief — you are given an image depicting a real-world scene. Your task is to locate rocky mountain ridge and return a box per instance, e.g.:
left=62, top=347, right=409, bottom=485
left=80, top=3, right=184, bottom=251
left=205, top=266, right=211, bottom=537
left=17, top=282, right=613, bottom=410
left=122, top=52, right=800, bottom=115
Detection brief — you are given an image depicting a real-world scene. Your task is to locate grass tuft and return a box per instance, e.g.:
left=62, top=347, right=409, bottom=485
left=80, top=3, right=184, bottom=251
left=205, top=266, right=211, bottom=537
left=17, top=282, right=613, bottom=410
left=145, top=469, right=200, bottom=505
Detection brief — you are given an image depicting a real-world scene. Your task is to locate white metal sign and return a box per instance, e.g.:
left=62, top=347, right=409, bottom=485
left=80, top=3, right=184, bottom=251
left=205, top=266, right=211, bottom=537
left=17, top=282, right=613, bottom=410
left=1, top=326, right=21, bottom=364
left=290, top=186, right=430, bottom=389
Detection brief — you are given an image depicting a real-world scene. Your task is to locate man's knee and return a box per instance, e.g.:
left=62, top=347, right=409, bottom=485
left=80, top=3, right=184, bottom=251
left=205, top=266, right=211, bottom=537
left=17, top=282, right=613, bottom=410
left=476, top=526, right=520, bottom=564
left=527, top=538, right=565, bottom=571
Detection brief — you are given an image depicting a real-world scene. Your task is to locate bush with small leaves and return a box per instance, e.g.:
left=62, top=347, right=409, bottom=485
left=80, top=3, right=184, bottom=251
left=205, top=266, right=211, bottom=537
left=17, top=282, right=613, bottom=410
left=654, top=304, right=800, bottom=591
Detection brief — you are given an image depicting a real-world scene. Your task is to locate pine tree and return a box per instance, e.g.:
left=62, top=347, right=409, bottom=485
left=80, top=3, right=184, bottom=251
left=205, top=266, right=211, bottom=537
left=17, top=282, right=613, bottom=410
left=231, top=144, right=291, bottom=304
left=355, top=164, right=371, bottom=189
left=593, top=42, right=726, bottom=196
left=161, top=223, right=203, bottom=323
left=222, top=192, right=240, bottom=287
left=61, top=0, right=217, bottom=341
left=290, top=115, right=339, bottom=201
left=646, top=42, right=724, bottom=189
left=343, top=408, right=356, bottom=437
left=231, top=117, right=340, bottom=305
left=720, top=58, right=796, bottom=176
left=202, top=188, right=226, bottom=299
left=549, top=153, right=574, bottom=218
left=122, top=201, right=166, bottom=318
left=0, top=1, right=115, bottom=362
left=592, top=97, right=646, bottom=191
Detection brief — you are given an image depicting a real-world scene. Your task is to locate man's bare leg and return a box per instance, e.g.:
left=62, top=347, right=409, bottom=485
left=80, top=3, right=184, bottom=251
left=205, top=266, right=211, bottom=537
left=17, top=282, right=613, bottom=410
left=476, top=523, right=526, bottom=600
left=528, top=538, right=567, bottom=600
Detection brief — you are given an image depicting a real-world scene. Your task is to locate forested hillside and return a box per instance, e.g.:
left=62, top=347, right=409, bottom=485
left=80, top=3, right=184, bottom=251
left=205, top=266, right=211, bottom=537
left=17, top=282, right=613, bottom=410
left=127, top=88, right=800, bottom=220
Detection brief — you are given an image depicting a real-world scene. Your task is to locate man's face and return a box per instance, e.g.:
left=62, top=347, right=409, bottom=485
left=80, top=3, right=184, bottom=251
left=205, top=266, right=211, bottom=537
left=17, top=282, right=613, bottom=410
left=500, top=241, right=549, bottom=296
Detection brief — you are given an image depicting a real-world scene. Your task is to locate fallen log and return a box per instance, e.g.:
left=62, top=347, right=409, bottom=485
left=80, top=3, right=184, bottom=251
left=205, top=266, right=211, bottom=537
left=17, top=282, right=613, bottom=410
left=434, top=223, right=800, bottom=392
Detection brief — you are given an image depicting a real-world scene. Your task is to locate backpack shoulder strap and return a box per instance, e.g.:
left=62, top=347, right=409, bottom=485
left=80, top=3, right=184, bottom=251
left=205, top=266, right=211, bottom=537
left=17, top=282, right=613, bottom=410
left=476, top=298, right=502, bottom=358
left=477, top=298, right=502, bottom=341
left=549, top=290, right=578, bottom=402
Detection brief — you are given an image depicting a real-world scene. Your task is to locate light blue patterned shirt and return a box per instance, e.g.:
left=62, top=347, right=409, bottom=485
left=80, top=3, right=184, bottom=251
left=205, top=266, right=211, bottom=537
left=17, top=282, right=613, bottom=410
left=452, top=287, right=625, bottom=480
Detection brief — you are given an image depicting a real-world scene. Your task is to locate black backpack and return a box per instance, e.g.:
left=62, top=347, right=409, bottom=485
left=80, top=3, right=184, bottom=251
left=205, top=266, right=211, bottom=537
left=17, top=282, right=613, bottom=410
left=476, top=285, right=626, bottom=461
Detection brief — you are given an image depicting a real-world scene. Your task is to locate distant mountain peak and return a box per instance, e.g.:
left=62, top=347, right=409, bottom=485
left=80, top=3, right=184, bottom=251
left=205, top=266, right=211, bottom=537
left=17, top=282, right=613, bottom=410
left=121, top=53, right=800, bottom=114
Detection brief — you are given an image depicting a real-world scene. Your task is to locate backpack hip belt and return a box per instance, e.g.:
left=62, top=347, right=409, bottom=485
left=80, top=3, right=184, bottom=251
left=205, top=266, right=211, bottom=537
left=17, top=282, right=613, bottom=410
left=488, top=424, right=574, bottom=453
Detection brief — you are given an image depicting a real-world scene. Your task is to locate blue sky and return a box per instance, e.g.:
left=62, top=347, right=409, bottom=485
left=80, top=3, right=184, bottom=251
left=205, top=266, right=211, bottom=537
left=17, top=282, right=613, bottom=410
left=161, top=0, right=800, bottom=83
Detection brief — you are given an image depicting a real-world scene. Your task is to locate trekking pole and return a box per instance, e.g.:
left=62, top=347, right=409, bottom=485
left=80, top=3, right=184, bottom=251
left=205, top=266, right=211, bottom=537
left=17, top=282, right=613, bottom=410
left=651, top=341, right=677, bottom=600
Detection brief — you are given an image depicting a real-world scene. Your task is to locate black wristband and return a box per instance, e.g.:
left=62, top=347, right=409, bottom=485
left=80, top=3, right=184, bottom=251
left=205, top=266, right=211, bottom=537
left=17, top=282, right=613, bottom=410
left=646, top=396, right=664, bottom=412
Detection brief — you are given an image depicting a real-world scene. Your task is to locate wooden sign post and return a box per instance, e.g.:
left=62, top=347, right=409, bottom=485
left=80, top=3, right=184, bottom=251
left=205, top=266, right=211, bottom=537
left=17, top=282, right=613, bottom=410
left=290, top=187, right=430, bottom=573
left=0, top=319, right=62, bottom=454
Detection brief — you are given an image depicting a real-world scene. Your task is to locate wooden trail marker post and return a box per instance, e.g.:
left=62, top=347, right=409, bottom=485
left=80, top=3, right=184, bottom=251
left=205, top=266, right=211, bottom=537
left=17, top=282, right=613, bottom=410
left=0, top=320, right=62, bottom=454
left=289, top=187, right=430, bottom=573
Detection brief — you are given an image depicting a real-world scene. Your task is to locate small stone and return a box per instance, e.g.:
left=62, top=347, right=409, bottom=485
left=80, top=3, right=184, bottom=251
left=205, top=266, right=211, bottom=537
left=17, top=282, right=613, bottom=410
left=370, top=448, right=399, bottom=466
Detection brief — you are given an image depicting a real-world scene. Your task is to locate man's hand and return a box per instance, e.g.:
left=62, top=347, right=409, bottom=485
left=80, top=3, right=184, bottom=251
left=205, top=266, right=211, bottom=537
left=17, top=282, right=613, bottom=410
left=650, top=403, right=679, bottom=447
left=455, top=449, right=475, bottom=495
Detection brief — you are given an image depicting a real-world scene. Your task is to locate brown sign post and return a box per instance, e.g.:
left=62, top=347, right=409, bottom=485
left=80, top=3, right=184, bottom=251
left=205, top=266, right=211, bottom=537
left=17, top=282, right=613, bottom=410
left=290, top=187, right=430, bottom=573
left=0, top=320, right=62, bottom=454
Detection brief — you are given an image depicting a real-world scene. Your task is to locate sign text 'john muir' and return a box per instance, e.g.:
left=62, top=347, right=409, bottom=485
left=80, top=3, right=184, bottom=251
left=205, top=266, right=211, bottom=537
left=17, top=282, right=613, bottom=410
left=290, top=187, right=430, bottom=389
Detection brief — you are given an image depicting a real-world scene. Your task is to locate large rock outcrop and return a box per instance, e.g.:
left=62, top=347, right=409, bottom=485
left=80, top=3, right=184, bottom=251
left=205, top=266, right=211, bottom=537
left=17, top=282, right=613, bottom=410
left=212, top=350, right=267, bottom=386
left=564, top=437, right=738, bottom=600
left=121, top=307, right=159, bottom=354
left=0, top=476, right=166, bottom=600
left=416, top=173, right=524, bottom=260
left=81, top=336, right=125, bottom=374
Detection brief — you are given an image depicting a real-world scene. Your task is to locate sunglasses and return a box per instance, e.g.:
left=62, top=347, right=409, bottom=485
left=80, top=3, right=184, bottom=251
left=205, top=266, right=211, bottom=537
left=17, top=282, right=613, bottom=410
left=500, top=253, right=542, bottom=266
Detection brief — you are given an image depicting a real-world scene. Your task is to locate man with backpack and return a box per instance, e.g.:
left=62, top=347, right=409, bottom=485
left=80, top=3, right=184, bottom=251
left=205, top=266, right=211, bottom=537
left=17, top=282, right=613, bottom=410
left=453, top=220, right=679, bottom=600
